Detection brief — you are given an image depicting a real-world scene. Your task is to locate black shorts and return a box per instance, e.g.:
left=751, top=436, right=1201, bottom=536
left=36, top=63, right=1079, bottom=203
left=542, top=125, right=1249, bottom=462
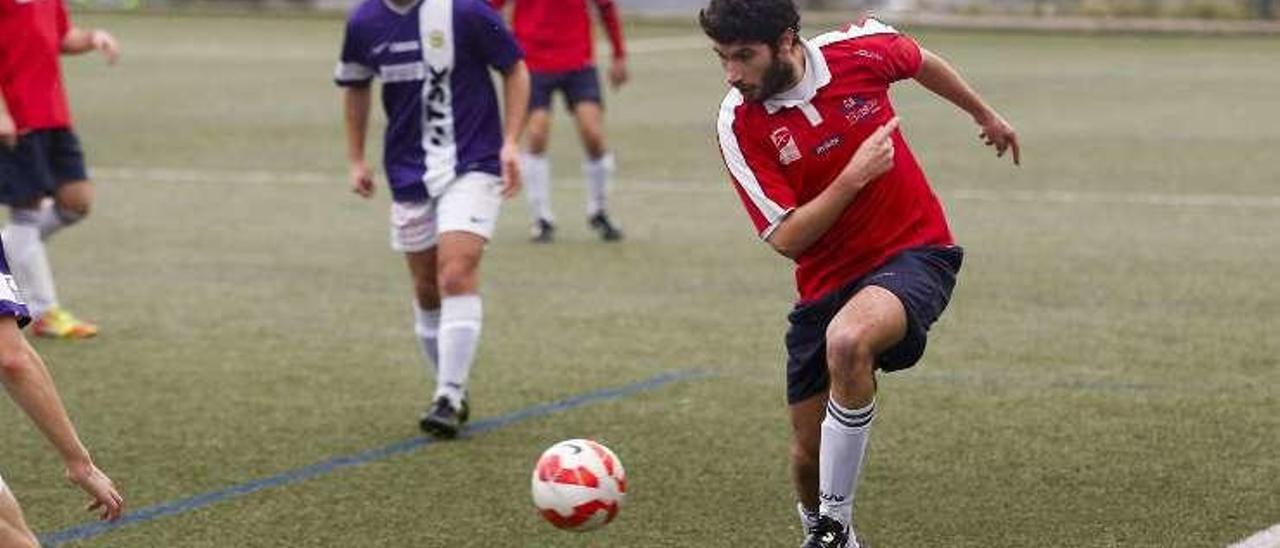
left=0, top=129, right=89, bottom=206
left=784, top=245, right=964, bottom=404
left=529, top=67, right=603, bottom=111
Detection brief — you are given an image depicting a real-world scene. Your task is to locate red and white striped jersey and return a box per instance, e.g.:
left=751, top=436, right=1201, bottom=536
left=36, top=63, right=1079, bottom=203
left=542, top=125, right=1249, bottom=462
left=715, top=19, right=954, bottom=303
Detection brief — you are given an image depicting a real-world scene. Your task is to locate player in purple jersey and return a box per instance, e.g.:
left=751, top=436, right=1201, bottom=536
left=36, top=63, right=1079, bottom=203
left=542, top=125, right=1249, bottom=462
left=0, top=236, right=124, bottom=545
left=335, top=0, right=529, bottom=438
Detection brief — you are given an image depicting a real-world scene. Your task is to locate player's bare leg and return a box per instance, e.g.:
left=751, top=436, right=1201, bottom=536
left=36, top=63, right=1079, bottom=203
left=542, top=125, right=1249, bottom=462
left=435, top=231, right=483, bottom=299
left=405, top=248, right=441, bottom=310
left=0, top=486, right=38, bottom=548
left=803, top=285, right=909, bottom=547
left=418, top=231, right=486, bottom=438
left=523, top=109, right=555, bottom=242
left=572, top=101, right=621, bottom=241
left=572, top=101, right=607, bottom=160
left=788, top=391, right=826, bottom=533
left=827, top=287, right=905, bottom=407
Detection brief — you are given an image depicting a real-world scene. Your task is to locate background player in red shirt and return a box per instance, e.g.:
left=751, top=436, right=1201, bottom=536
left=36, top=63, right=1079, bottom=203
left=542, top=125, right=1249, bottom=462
left=702, top=1, right=1019, bottom=546
left=0, top=0, right=119, bottom=339
left=490, top=0, right=628, bottom=242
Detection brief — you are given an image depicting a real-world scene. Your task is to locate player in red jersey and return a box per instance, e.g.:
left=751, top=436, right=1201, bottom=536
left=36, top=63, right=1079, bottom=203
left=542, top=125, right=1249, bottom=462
left=490, top=0, right=628, bottom=242
left=0, top=0, right=119, bottom=339
left=702, top=1, right=1019, bottom=546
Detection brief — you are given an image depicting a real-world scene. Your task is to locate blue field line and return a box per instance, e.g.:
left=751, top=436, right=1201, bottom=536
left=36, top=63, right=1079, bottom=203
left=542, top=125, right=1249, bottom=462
left=39, top=369, right=708, bottom=547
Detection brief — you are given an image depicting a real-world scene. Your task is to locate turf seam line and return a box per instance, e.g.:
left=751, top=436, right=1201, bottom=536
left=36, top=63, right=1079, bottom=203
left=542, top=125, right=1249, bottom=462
left=38, top=369, right=707, bottom=546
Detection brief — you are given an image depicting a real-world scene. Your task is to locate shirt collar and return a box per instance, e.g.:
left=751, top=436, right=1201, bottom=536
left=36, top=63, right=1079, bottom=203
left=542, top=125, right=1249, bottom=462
left=763, top=39, right=831, bottom=114
left=381, top=0, right=421, bottom=15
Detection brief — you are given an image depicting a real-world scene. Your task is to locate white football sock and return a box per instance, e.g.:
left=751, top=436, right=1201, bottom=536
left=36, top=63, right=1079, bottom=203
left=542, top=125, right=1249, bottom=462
left=435, top=294, right=482, bottom=408
left=522, top=152, right=554, bottom=223
left=1, top=218, right=58, bottom=316
left=818, top=397, right=876, bottom=527
left=583, top=153, right=614, bottom=218
left=29, top=198, right=83, bottom=239
left=797, top=501, right=820, bottom=534
left=412, top=302, right=441, bottom=374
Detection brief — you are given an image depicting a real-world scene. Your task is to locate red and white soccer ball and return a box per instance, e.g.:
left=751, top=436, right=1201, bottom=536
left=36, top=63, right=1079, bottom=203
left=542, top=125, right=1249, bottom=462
left=531, top=439, right=627, bottom=532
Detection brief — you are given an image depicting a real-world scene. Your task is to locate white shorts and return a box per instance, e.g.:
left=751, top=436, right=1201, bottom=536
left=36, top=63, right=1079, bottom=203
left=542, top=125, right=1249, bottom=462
left=390, top=172, right=504, bottom=253
left=0, top=472, right=6, bottom=494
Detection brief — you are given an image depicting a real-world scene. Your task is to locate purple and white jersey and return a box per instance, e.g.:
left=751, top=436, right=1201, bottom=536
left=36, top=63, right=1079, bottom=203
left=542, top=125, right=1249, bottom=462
left=0, top=237, right=32, bottom=328
left=335, top=0, right=523, bottom=203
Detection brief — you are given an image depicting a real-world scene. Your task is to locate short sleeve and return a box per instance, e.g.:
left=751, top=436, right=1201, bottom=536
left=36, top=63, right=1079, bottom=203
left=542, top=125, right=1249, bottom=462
left=824, top=18, right=922, bottom=84
left=878, top=33, right=922, bottom=82
left=460, top=0, right=523, bottom=72
left=334, top=18, right=376, bottom=87
left=716, top=96, right=797, bottom=240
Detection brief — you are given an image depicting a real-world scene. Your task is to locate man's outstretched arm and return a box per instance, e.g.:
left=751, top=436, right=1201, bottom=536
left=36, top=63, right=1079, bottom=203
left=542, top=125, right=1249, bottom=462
left=913, top=48, right=1020, bottom=165
left=0, top=317, right=123, bottom=521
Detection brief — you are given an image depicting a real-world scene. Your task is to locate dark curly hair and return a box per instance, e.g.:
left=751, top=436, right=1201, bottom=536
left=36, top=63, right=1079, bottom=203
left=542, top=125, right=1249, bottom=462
left=699, top=0, right=801, bottom=46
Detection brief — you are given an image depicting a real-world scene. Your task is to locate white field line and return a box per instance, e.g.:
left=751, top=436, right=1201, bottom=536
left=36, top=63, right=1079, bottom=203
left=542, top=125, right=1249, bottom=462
left=948, top=188, right=1280, bottom=209
left=1230, top=523, right=1280, bottom=548
left=623, top=35, right=709, bottom=55
left=95, top=167, right=332, bottom=185
left=142, top=36, right=707, bottom=62
left=93, top=167, right=1280, bottom=210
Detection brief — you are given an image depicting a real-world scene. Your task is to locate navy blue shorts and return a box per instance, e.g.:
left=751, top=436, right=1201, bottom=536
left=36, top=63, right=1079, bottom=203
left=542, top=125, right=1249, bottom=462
left=784, top=245, right=964, bottom=404
left=530, top=67, right=603, bottom=111
left=0, top=129, right=89, bottom=206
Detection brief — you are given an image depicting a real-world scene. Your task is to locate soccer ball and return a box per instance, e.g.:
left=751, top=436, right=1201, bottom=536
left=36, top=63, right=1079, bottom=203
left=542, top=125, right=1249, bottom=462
left=531, top=439, right=627, bottom=532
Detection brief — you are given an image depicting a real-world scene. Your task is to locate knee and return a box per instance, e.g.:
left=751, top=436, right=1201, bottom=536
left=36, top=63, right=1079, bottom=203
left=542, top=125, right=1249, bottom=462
left=527, top=129, right=550, bottom=155
left=55, top=197, right=91, bottom=222
left=436, top=260, right=478, bottom=296
left=0, top=515, right=38, bottom=548
left=54, top=184, right=93, bottom=220
left=825, top=326, right=876, bottom=382
left=0, top=347, right=37, bottom=383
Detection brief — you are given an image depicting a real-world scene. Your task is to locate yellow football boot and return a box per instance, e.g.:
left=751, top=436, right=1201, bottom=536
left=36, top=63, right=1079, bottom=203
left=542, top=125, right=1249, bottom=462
left=32, top=308, right=99, bottom=339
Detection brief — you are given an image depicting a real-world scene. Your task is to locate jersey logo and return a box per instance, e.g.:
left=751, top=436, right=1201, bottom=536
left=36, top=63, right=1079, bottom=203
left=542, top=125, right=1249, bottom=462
left=428, top=30, right=446, bottom=50
left=842, top=95, right=881, bottom=125
left=380, top=62, right=426, bottom=83
left=852, top=49, right=884, bottom=61
left=815, top=135, right=843, bottom=156
left=425, top=65, right=453, bottom=146
left=390, top=40, right=420, bottom=53
left=771, top=127, right=802, bottom=165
